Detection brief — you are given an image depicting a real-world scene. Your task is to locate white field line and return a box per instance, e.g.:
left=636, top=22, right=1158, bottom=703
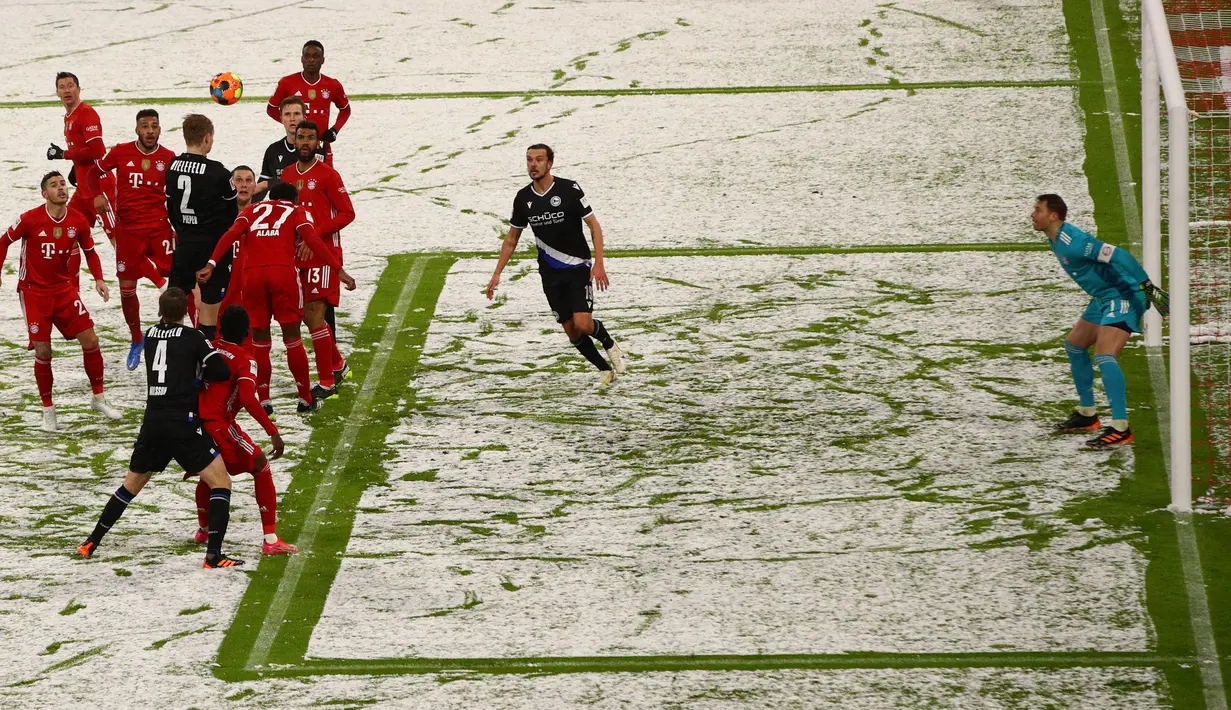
left=245, top=257, right=430, bottom=671
left=1090, top=0, right=1227, bottom=706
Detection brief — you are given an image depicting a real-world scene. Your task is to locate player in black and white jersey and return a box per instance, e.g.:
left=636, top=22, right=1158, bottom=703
left=166, top=114, right=237, bottom=340
left=486, top=144, right=628, bottom=386
left=78, top=288, right=246, bottom=568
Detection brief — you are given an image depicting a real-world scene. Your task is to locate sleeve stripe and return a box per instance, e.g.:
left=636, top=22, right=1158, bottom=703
left=238, top=375, right=256, bottom=384
left=85, top=135, right=103, bottom=143
left=202, top=350, right=220, bottom=361
left=509, top=222, right=527, bottom=229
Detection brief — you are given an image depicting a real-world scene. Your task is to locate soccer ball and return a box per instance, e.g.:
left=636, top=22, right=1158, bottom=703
left=209, top=72, right=243, bottom=106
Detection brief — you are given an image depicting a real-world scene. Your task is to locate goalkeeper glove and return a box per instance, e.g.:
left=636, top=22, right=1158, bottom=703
left=322, top=128, right=338, bottom=143
left=47, top=143, right=64, bottom=160
left=1142, top=280, right=1170, bottom=318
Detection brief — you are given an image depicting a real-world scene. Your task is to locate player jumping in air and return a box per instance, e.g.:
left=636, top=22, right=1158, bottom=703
left=267, top=41, right=350, bottom=166
left=47, top=73, right=105, bottom=229
left=166, top=114, right=238, bottom=340
left=92, top=109, right=178, bottom=370
left=192, top=304, right=296, bottom=554
left=78, top=288, right=245, bottom=568
left=486, top=144, right=629, bottom=386
left=284, top=121, right=354, bottom=400
left=0, top=172, right=121, bottom=431
left=196, top=182, right=355, bottom=413
left=1032, top=194, right=1170, bottom=448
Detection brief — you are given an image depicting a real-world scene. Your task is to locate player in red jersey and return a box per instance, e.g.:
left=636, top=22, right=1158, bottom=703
left=47, top=73, right=106, bottom=228
left=196, top=182, right=355, bottom=413
left=266, top=41, right=350, bottom=165
left=191, top=304, right=297, bottom=554
left=217, top=166, right=258, bottom=317
left=284, top=121, right=355, bottom=401
left=0, top=172, right=121, bottom=431
left=92, top=109, right=178, bottom=370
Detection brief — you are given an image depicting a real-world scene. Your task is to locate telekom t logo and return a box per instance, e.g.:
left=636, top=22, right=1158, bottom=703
left=40, top=243, right=55, bottom=258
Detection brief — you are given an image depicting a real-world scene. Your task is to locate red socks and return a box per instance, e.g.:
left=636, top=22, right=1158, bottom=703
left=82, top=346, right=104, bottom=395
left=195, top=479, right=210, bottom=530
left=309, top=326, right=336, bottom=388
left=34, top=356, right=53, bottom=407
left=284, top=338, right=313, bottom=402
left=120, top=286, right=142, bottom=343
left=253, top=340, right=272, bottom=403
left=253, top=462, right=277, bottom=535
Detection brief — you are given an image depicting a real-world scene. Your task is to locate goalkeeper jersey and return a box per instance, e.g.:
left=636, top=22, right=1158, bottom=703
left=1050, top=222, right=1148, bottom=302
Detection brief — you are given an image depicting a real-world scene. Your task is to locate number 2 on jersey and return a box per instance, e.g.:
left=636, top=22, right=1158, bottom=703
left=152, top=340, right=168, bottom=383
left=177, top=174, right=195, bottom=215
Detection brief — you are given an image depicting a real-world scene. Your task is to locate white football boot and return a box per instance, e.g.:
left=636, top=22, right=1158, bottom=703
left=41, top=406, right=57, bottom=432
left=605, top=342, right=629, bottom=374
left=597, top=370, right=616, bottom=388
left=91, top=394, right=123, bottom=420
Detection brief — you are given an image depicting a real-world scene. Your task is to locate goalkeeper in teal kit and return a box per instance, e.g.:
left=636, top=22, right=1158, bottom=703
left=1031, top=194, right=1170, bottom=448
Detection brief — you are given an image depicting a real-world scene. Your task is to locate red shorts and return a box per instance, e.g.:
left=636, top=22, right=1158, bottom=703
left=204, top=420, right=261, bottom=476
left=114, top=224, right=175, bottom=281
left=19, top=288, right=93, bottom=344
left=300, top=263, right=340, bottom=307
left=68, top=188, right=99, bottom=227
left=243, top=266, right=303, bottom=328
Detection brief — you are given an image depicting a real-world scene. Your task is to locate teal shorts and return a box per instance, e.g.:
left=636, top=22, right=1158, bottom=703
left=1081, top=294, right=1146, bottom=333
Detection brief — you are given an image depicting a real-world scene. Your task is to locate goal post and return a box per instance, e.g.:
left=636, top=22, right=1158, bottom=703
left=1142, top=0, right=1191, bottom=512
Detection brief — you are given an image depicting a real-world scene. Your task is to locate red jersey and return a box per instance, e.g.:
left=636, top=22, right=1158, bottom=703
left=211, top=199, right=340, bottom=271
left=283, top=159, right=354, bottom=267
left=0, top=206, right=102, bottom=295
left=198, top=340, right=278, bottom=435
left=266, top=72, right=351, bottom=131
left=93, top=142, right=176, bottom=229
left=63, top=103, right=105, bottom=196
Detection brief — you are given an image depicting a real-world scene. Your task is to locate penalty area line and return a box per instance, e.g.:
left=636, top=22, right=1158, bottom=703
left=243, top=257, right=430, bottom=672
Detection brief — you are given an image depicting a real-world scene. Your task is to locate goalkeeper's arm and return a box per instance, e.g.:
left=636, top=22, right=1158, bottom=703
left=1094, top=241, right=1170, bottom=317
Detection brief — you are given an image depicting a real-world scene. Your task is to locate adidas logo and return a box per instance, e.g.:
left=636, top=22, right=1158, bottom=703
left=125, top=161, right=135, bottom=167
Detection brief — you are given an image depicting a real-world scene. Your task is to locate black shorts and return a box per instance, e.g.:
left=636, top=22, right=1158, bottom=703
left=128, top=414, right=219, bottom=475
left=170, top=240, right=230, bottom=304
left=540, top=266, right=593, bottom=324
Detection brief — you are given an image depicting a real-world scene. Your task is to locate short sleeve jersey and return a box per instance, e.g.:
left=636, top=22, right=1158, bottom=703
left=285, top=159, right=352, bottom=266
left=509, top=177, right=594, bottom=270
left=198, top=339, right=255, bottom=423
left=97, top=142, right=176, bottom=228
left=64, top=103, right=104, bottom=195
left=269, top=73, right=349, bottom=129
left=1, top=206, right=95, bottom=295
left=166, top=153, right=237, bottom=243
left=1050, top=222, right=1141, bottom=302
left=143, top=322, right=219, bottom=417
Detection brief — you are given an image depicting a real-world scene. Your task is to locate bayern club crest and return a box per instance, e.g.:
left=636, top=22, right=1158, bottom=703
left=67, top=227, right=77, bottom=239
left=117, top=261, right=126, bottom=273
left=155, top=161, right=166, bottom=172
left=29, top=323, right=38, bottom=334
left=307, top=179, right=318, bottom=190
left=322, top=89, right=330, bottom=99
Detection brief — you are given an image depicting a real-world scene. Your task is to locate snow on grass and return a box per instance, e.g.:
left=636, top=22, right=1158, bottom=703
left=0, top=1, right=1070, bottom=102
left=311, top=253, right=1152, bottom=660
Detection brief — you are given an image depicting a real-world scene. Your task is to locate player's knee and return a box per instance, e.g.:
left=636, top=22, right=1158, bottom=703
left=1063, top=340, right=1088, bottom=358
left=199, top=457, right=231, bottom=489
left=32, top=341, right=52, bottom=359
left=572, top=312, right=593, bottom=332
left=77, top=329, right=100, bottom=349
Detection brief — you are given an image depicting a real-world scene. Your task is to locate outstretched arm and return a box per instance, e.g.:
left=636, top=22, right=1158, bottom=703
left=486, top=227, right=522, bottom=299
